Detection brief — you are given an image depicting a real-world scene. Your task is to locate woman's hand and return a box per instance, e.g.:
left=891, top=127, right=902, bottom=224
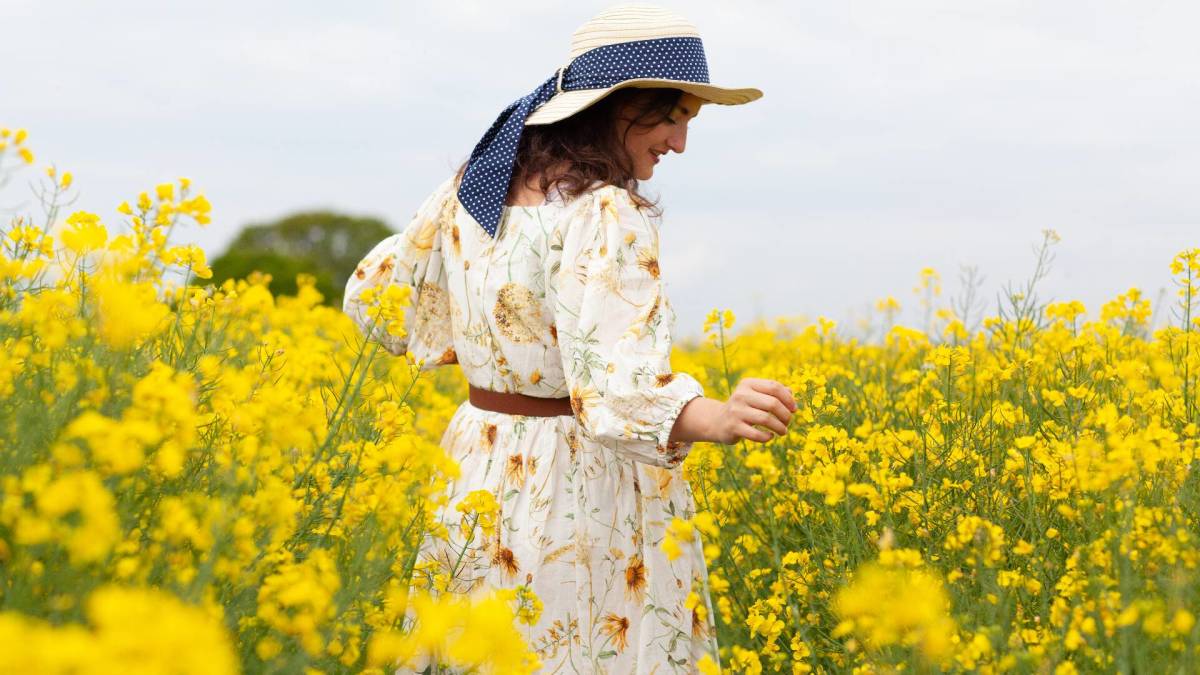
left=711, top=377, right=796, bottom=444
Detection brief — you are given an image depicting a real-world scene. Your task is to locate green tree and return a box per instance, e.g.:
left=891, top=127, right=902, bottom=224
left=204, top=211, right=394, bottom=306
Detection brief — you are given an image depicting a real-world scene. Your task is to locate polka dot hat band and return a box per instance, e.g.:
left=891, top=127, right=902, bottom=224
left=456, top=3, right=763, bottom=238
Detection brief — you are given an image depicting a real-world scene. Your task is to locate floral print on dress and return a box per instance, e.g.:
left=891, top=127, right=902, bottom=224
left=344, top=175, right=717, bottom=674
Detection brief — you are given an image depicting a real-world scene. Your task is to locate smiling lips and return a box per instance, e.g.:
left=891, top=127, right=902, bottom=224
left=650, top=150, right=661, bottom=164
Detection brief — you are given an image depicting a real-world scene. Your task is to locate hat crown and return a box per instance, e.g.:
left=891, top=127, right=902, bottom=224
left=568, top=4, right=701, bottom=61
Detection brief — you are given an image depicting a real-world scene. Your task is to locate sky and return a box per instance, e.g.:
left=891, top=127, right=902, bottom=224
left=4, top=0, right=1198, bottom=340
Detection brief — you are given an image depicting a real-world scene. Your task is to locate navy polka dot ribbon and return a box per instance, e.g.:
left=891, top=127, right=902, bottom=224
left=457, top=36, right=711, bottom=237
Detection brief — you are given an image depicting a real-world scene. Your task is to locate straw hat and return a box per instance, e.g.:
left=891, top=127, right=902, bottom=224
left=523, top=4, right=762, bottom=126
left=458, top=3, right=762, bottom=237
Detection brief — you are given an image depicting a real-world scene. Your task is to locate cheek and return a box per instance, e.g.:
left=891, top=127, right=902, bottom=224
left=626, top=134, right=652, bottom=157
left=637, top=129, right=668, bottom=154
left=623, top=124, right=669, bottom=157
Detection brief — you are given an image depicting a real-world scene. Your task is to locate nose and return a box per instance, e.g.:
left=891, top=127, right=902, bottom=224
left=666, top=125, right=687, bottom=154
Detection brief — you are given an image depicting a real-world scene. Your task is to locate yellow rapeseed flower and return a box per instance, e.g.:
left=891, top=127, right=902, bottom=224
left=834, top=561, right=957, bottom=663
left=455, top=489, right=500, bottom=540
left=61, top=211, right=108, bottom=254
left=91, top=273, right=170, bottom=349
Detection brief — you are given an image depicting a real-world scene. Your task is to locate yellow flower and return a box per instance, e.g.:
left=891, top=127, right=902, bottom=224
left=876, top=295, right=900, bottom=312
left=746, top=609, right=784, bottom=643
left=729, top=645, right=763, bottom=675
left=834, top=561, right=956, bottom=663
left=364, top=283, right=412, bottom=339
left=257, top=636, right=283, bottom=660
left=1172, top=609, right=1195, bottom=634
left=60, top=211, right=108, bottom=254
left=257, top=549, right=341, bottom=656
left=914, top=267, right=942, bottom=296
left=179, top=193, right=212, bottom=225
left=944, top=515, right=1005, bottom=566
left=0, top=586, right=237, bottom=675
left=512, top=584, right=543, bottom=626
left=161, top=243, right=213, bottom=279
left=86, top=585, right=238, bottom=674
left=91, top=274, right=171, bottom=349
left=744, top=450, right=781, bottom=485
left=368, top=591, right=540, bottom=673
left=455, top=489, right=500, bottom=540
left=701, top=308, right=737, bottom=338
left=662, top=516, right=696, bottom=561
left=11, top=468, right=120, bottom=564
left=58, top=411, right=156, bottom=475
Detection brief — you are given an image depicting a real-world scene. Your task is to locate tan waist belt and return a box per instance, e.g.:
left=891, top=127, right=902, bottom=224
left=468, top=384, right=573, bottom=417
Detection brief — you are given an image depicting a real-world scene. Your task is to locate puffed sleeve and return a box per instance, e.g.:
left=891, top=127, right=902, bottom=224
left=550, top=184, right=705, bottom=468
left=342, top=175, right=457, bottom=370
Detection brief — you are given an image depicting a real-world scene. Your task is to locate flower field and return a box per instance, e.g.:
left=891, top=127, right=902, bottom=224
left=676, top=258, right=1200, bottom=673
left=2, top=129, right=1199, bottom=674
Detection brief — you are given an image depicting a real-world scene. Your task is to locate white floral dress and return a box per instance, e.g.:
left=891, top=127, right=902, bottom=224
left=343, top=174, right=718, bottom=674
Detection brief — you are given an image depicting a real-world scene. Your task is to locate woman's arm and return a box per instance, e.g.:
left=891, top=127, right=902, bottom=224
left=667, top=396, right=722, bottom=444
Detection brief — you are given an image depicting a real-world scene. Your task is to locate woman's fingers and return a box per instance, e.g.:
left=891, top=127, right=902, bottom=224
left=736, top=421, right=773, bottom=443
left=748, top=406, right=788, bottom=436
left=727, top=377, right=797, bottom=443
left=745, top=378, right=796, bottom=414
left=728, top=398, right=787, bottom=439
left=747, top=390, right=793, bottom=429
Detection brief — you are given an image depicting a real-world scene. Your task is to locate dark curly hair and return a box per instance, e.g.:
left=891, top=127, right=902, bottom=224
left=453, top=87, right=685, bottom=218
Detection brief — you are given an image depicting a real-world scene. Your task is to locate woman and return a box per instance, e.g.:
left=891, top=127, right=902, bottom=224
left=344, top=5, right=796, bottom=673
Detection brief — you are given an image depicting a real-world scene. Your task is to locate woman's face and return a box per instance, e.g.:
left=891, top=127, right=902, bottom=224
left=616, top=91, right=705, bottom=180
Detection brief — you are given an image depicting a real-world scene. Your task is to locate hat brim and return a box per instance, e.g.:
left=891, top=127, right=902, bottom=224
left=524, top=78, right=762, bottom=126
